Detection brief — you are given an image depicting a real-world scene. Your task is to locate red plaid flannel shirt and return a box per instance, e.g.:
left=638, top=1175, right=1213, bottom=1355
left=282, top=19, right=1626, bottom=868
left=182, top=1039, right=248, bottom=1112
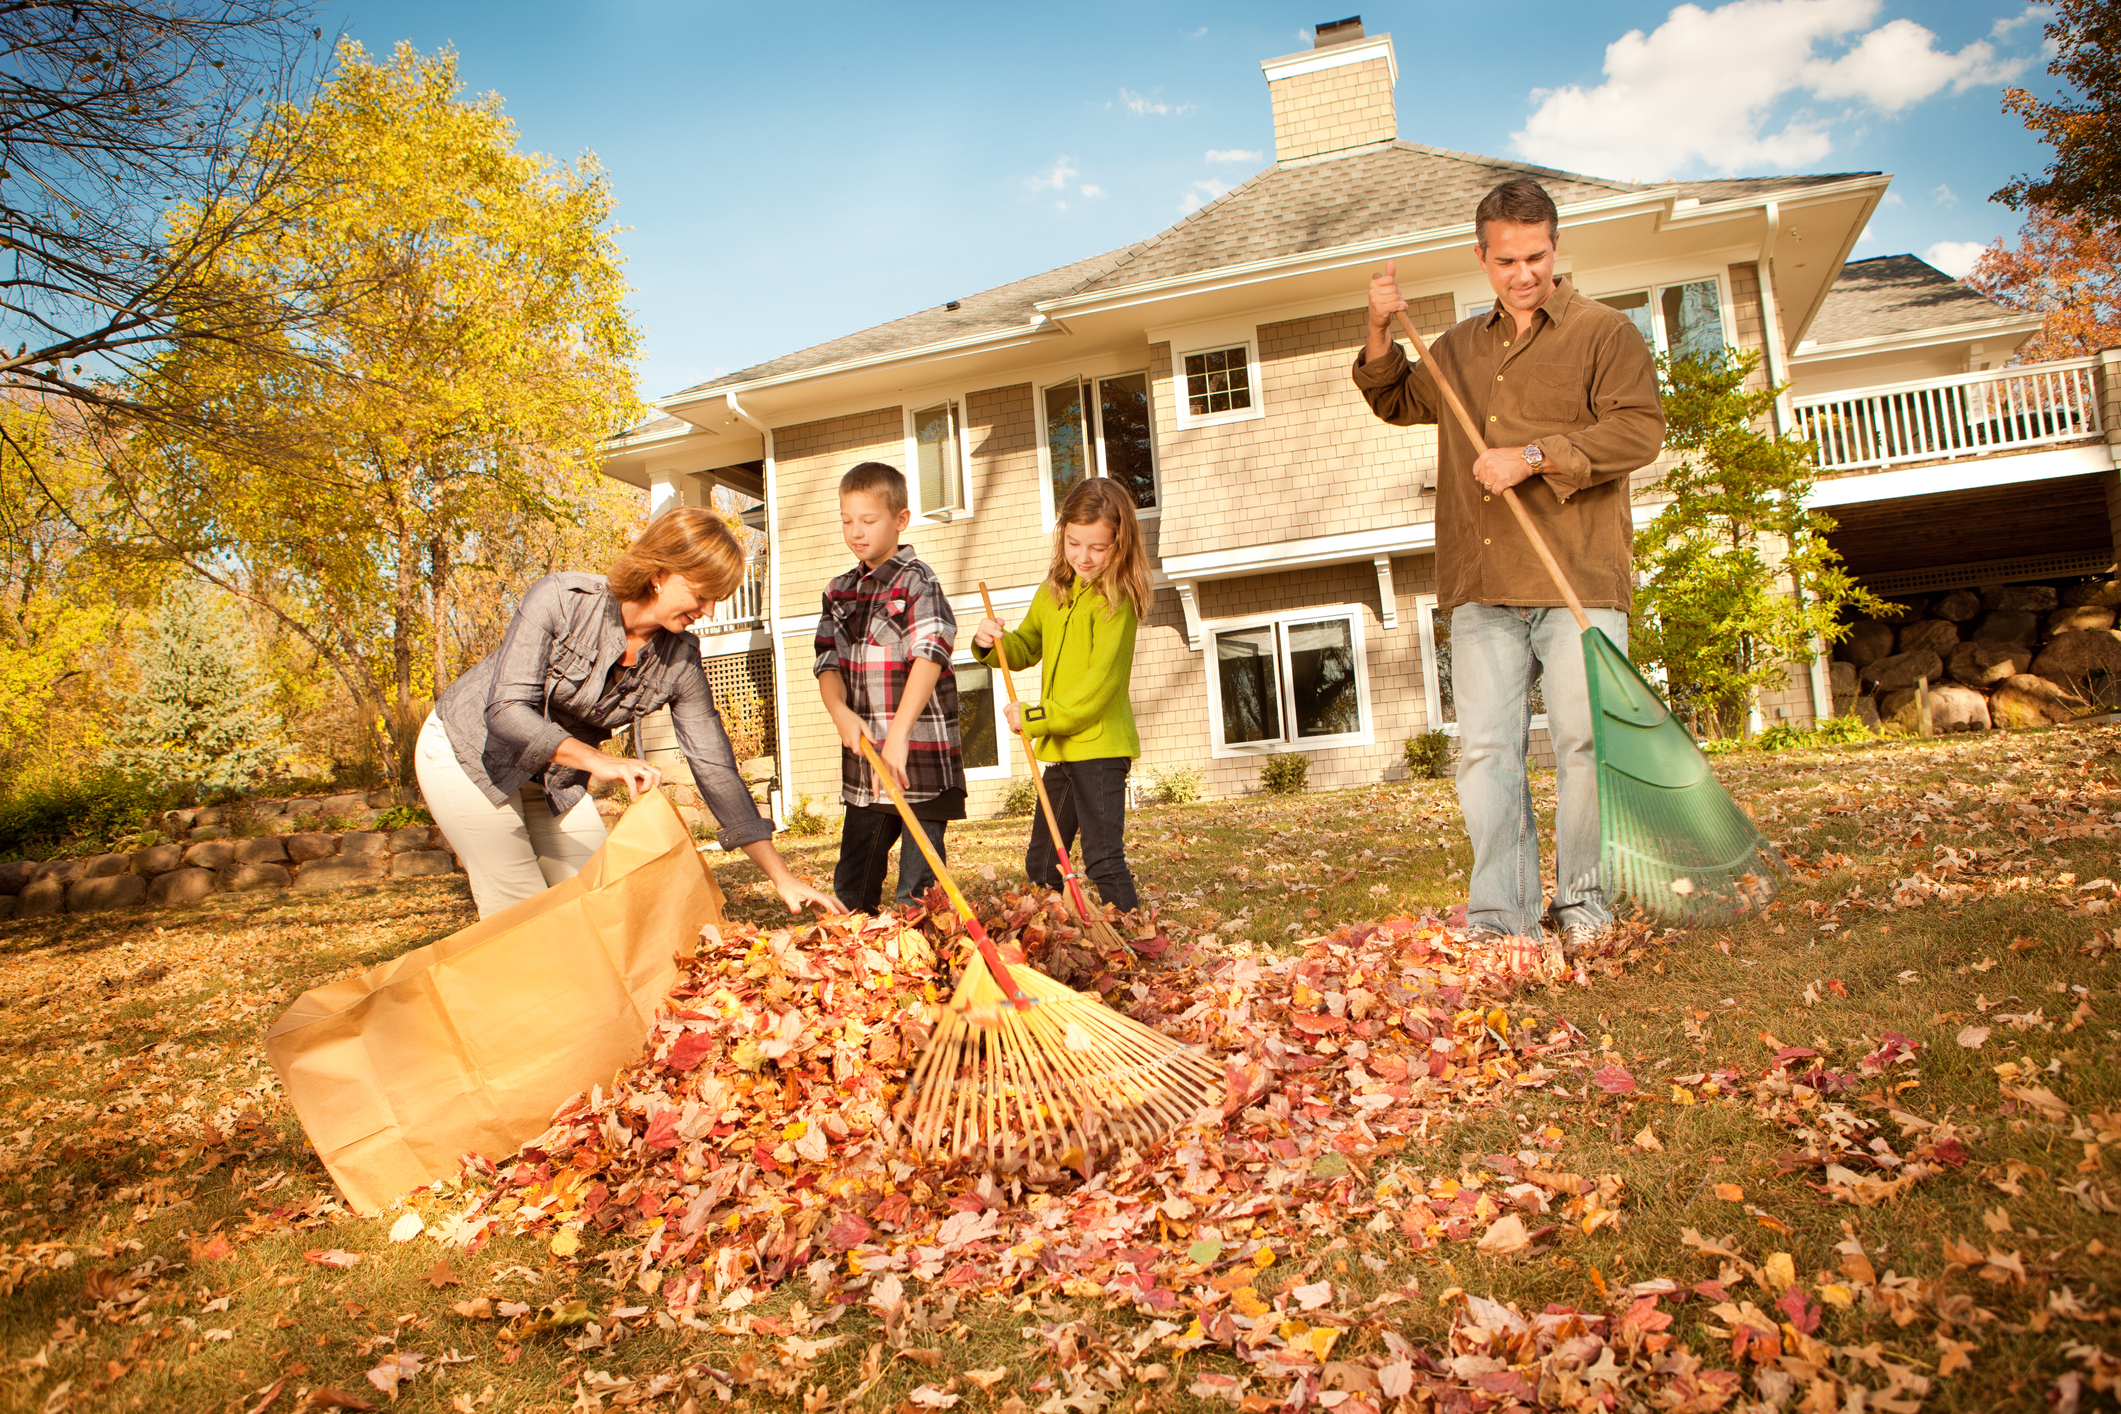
left=813, top=545, right=962, bottom=808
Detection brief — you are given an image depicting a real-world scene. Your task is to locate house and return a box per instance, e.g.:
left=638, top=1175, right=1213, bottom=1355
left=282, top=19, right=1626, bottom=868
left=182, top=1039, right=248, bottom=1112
left=601, top=18, right=2121, bottom=824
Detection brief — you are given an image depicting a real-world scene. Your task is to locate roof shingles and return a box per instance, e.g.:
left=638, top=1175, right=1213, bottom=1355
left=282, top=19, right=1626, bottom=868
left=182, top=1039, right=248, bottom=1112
left=1805, top=253, right=2016, bottom=346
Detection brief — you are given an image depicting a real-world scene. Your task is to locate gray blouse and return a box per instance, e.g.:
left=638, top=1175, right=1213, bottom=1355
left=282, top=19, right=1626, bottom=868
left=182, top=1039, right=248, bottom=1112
left=433, top=572, right=774, bottom=851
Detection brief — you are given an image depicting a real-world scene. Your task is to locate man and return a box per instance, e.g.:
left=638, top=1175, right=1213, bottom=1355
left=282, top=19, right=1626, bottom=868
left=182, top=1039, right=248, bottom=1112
left=1352, top=177, right=1665, bottom=955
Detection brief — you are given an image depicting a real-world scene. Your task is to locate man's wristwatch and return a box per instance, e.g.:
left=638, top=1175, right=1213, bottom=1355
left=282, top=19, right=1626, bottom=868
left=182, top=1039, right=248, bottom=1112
left=1522, top=442, right=1545, bottom=472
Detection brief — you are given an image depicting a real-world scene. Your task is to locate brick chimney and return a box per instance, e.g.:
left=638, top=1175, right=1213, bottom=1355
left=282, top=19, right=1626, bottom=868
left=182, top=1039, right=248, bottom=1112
left=1262, top=16, right=1398, bottom=164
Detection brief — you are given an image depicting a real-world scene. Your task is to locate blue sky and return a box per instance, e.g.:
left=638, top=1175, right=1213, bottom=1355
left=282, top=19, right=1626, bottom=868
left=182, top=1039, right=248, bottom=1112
left=330, top=0, right=2062, bottom=403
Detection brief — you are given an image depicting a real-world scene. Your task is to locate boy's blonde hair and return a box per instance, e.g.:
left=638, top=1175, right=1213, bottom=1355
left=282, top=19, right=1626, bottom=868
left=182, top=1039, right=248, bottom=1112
left=1046, top=479, right=1150, bottom=620
left=839, top=461, right=907, bottom=515
left=606, top=507, right=748, bottom=602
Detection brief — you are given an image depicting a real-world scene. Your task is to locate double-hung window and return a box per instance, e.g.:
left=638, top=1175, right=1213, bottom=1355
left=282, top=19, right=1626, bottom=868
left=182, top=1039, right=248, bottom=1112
left=1172, top=340, right=1263, bottom=432
left=1205, top=607, right=1371, bottom=756
left=1594, top=278, right=1727, bottom=362
left=953, top=653, right=1008, bottom=780
left=1041, top=372, right=1157, bottom=515
left=907, top=400, right=968, bottom=520
left=1414, top=596, right=1545, bottom=736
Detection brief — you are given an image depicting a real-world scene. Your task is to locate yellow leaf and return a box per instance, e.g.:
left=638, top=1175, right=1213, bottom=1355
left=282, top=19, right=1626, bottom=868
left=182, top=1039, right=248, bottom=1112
left=782, top=1120, right=808, bottom=1141
left=1253, top=1246, right=1276, bottom=1269
left=1231, top=1287, right=1271, bottom=1319
left=1935, top=1334, right=1977, bottom=1377
left=1308, top=1328, right=1341, bottom=1361
left=550, top=1228, right=581, bottom=1258
left=1763, top=1252, right=1795, bottom=1293
left=1061, top=1277, right=1103, bottom=1299
left=1671, top=1085, right=1696, bottom=1105
left=1819, top=1284, right=1853, bottom=1308
left=1713, top=1183, right=1745, bottom=1202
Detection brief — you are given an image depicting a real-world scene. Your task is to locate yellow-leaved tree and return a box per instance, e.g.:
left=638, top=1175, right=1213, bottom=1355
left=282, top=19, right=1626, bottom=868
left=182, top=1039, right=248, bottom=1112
left=118, top=40, right=643, bottom=791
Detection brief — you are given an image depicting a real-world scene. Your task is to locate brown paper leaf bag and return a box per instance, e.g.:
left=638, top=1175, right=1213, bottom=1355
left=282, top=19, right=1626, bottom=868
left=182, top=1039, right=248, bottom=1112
left=265, top=791, right=724, bottom=1213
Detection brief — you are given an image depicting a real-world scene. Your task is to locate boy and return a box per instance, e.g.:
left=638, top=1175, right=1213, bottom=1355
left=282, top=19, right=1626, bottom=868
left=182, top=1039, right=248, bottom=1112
left=814, top=461, right=965, bottom=912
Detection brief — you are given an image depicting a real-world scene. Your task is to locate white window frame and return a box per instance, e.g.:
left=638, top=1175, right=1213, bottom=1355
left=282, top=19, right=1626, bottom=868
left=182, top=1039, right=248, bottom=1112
left=952, top=651, right=1011, bottom=782
left=1201, top=603, right=1374, bottom=759
left=1033, top=369, right=1162, bottom=527
left=901, top=394, right=976, bottom=524
left=1171, top=339, right=1265, bottom=431
left=1415, top=595, right=1548, bottom=738
left=1586, top=273, right=1733, bottom=359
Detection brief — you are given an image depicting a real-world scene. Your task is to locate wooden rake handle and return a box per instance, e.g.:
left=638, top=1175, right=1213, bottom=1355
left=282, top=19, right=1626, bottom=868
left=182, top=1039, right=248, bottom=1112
left=856, top=734, right=1031, bottom=1011
left=1389, top=306, right=1592, bottom=633
left=977, top=582, right=1102, bottom=924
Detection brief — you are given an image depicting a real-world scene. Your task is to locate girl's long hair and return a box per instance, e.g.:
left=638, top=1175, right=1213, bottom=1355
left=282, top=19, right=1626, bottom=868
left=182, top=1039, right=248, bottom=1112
left=1046, top=478, right=1150, bottom=620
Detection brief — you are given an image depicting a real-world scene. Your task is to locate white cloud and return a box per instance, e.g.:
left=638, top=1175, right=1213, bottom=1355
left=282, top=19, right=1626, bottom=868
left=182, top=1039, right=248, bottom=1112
left=1206, top=148, right=1263, bottom=164
left=1079, top=183, right=1105, bottom=199
left=1179, top=178, right=1233, bottom=213
left=1924, top=239, right=1988, bottom=278
left=1857, top=223, right=1878, bottom=243
left=1120, top=87, right=1196, bottom=117
left=1513, top=0, right=2033, bottom=179
left=1991, top=5, right=2049, bottom=40
left=1027, top=157, right=1077, bottom=192
left=1183, top=25, right=1208, bottom=38
left=1931, top=182, right=1958, bottom=207
left=1880, top=190, right=1904, bottom=205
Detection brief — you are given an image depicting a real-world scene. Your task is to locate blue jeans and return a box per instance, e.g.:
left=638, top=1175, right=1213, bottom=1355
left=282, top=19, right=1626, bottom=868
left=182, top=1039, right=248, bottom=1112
left=1451, top=602, right=1628, bottom=936
left=1024, top=757, right=1138, bottom=911
left=833, top=808, right=947, bottom=914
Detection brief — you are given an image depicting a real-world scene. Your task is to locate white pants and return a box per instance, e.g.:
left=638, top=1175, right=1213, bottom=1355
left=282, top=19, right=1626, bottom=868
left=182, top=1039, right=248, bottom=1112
left=415, top=712, right=608, bottom=919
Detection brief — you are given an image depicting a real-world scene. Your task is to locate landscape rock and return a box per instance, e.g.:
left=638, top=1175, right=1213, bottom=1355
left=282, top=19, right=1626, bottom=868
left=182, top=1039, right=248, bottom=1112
left=367, top=790, right=397, bottom=809
left=1842, top=620, right=1896, bottom=667
left=33, top=858, right=87, bottom=884
left=69, top=874, right=146, bottom=913
left=0, top=860, right=36, bottom=895
left=1947, top=640, right=2033, bottom=688
left=1931, top=588, right=1983, bottom=622
left=0, top=897, right=14, bottom=920
left=223, top=862, right=291, bottom=891
left=1854, top=696, right=1882, bottom=731
left=2048, top=605, right=2117, bottom=636
left=233, top=836, right=289, bottom=865
left=318, top=793, right=366, bottom=819
left=340, top=832, right=389, bottom=858
left=1983, top=583, right=2058, bottom=613
left=390, top=850, right=456, bottom=879
left=1991, top=674, right=2090, bottom=728
left=1829, top=660, right=1857, bottom=699
left=385, top=825, right=432, bottom=854
left=2061, top=579, right=2121, bottom=609
left=189, top=826, right=228, bottom=842
left=1973, top=610, right=2040, bottom=646
left=2030, top=628, right=2121, bottom=685
left=1897, top=619, right=1959, bottom=657
left=1880, top=682, right=1990, bottom=734
left=131, top=844, right=185, bottom=875
left=1860, top=648, right=1943, bottom=692
left=292, top=857, right=385, bottom=891
left=192, top=806, right=226, bottom=827
left=161, top=808, right=197, bottom=829
left=183, top=840, right=235, bottom=870
left=284, top=833, right=338, bottom=863
left=17, top=877, right=67, bottom=918
left=149, top=869, right=217, bottom=907
left=82, top=853, right=133, bottom=879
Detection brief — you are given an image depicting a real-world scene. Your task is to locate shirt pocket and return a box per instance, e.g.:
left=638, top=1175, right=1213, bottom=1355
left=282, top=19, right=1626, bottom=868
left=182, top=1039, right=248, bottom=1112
left=1514, top=366, right=1592, bottom=426
left=865, top=607, right=909, bottom=651
left=547, top=639, right=597, bottom=687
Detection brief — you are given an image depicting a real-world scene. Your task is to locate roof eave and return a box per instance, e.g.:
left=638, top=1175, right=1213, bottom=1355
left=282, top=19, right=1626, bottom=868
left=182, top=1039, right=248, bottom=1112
left=659, top=317, right=1067, bottom=414
left=1793, top=312, right=2048, bottom=362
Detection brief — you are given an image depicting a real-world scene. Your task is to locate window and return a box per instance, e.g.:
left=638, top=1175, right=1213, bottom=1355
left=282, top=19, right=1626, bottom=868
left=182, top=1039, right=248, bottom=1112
left=1041, top=371, right=1158, bottom=514
left=1595, top=278, right=1725, bottom=362
left=953, top=656, right=1008, bottom=779
left=907, top=400, right=967, bottom=520
left=1204, top=607, right=1372, bottom=756
left=1463, top=300, right=1493, bottom=321
left=1183, top=346, right=1252, bottom=417
left=1415, top=597, right=1545, bottom=738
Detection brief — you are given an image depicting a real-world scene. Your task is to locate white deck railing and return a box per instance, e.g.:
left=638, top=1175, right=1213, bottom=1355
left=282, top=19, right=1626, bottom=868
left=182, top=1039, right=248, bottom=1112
left=694, top=557, right=765, bottom=632
left=1790, top=357, right=2103, bottom=473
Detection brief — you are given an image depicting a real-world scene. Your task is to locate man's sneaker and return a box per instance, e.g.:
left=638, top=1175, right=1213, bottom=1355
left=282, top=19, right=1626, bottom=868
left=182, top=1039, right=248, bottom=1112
left=1464, top=924, right=1512, bottom=946
left=1560, top=921, right=1610, bottom=957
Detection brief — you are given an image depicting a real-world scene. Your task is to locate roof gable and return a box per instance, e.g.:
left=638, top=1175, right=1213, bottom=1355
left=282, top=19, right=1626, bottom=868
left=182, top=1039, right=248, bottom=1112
left=1806, top=253, right=2015, bottom=345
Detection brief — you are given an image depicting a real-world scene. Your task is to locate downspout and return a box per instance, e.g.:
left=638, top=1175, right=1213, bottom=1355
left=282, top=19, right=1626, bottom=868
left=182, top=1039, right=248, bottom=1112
left=1759, top=201, right=1834, bottom=723
left=728, top=391, right=793, bottom=828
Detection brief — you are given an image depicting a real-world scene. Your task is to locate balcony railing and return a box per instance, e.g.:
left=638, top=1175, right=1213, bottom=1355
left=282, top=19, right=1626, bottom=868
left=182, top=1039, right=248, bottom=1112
left=693, top=556, right=765, bottom=633
left=1790, top=357, right=2103, bottom=474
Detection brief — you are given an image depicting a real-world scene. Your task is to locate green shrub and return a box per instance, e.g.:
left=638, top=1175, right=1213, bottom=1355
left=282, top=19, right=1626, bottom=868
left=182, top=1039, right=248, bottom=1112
left=783, top=795, right=830, bottom=837
left=1147, top=763, right=1203, bottom=806
left=1259, top=752, right=1309, bottom=795
left=1699, top=736, right=1749, bottom=756
left=375, top=803, right=435, bottom=831
left=1402, top=730, right=1452, bottom=779
left=1757, top=716, right=1877, bottom=752
left=0, top=769, right=177, bottom=857
left=1001, top=775, right=1039, bottom=817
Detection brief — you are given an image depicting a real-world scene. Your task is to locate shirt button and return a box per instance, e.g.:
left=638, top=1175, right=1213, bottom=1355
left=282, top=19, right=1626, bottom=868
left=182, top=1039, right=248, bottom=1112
left=1484, top=538, right=1492, bottom=545
left=1495, top=374, right=1503, bottom=382
left=1484, top=495, right=1491, bottom=502
left=1489, top=415, right=1497, bottom=422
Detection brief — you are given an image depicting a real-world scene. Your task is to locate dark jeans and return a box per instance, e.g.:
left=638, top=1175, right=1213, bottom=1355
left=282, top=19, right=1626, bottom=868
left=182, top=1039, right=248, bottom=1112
left=1024, top=757, right=1137, bottom=911
left=833, top=808, right=948, bottom=914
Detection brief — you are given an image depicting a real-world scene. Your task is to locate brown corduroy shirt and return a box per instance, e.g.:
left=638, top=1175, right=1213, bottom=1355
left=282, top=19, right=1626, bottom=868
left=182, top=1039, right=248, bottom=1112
left=1351, top=278, right=1665, bottom=613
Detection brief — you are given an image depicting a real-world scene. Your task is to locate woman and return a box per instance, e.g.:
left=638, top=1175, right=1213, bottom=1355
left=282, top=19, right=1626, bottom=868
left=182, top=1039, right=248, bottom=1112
left=417, top=507, right=841, bottom=919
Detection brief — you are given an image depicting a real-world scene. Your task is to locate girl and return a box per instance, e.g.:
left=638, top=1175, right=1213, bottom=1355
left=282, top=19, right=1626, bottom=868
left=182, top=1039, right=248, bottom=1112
left=972, top=478, right=1150, bottom=911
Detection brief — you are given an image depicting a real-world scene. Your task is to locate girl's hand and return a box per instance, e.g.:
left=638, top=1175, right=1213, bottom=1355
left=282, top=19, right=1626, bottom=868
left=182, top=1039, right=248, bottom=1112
left=1004, top=701, right=1022, bottom=733
left=778, top=878, right=845, bottom=915
left=972, top=616, right=1007, bottom=650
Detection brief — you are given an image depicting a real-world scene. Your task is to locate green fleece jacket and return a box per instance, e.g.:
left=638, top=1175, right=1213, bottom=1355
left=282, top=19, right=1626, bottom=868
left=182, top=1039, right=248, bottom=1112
left=978, top=577, right=1138, bottom=763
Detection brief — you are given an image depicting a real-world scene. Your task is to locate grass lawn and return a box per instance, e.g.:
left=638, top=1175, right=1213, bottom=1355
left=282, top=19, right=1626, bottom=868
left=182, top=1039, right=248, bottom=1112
left=2, top=725, right=2117, bottom=1413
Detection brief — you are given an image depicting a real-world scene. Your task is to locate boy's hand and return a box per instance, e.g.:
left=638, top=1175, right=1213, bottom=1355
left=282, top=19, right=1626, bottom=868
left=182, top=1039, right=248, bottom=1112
left=878, top=733, right=912, bottom=790
left=972, top=616, right=1006, bottom=650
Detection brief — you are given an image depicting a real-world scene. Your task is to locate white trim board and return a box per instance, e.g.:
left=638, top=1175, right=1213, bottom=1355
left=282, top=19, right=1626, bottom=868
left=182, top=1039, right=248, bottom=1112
left=1260, top=34, right=1397, bottom=84
left=1805, top=444, right=2113, bottom=508
left=1162, top=522, right=1436, bottom=583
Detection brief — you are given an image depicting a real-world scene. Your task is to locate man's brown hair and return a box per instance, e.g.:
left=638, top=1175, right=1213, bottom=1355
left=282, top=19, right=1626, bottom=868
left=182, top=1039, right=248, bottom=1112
left=1474, top=177, right=1559, bottom=248
left=839, top=461, right=908, bottom=515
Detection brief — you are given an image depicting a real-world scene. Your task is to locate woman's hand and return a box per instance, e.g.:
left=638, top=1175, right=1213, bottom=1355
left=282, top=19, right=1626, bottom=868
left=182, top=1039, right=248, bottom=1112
left=972, top=616, right=1007, bottom=650
left=552, top=739, right=663, bottom=798
left=776, top=877, right=845, bottom=916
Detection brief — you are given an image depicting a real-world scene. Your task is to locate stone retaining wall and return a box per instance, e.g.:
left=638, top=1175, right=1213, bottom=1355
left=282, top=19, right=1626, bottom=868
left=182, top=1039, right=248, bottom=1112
left=0, top=791, right=465, bottom=919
